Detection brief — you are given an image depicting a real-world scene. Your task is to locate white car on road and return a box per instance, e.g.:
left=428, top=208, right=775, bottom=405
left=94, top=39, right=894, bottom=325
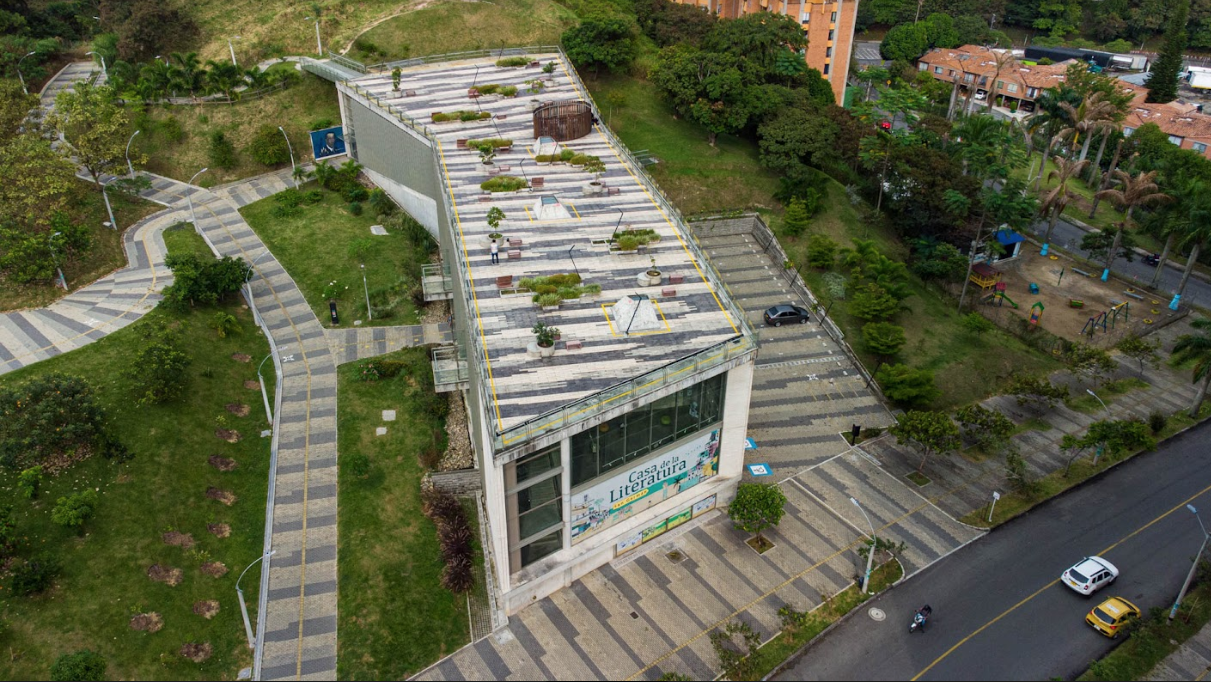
left=1062, top=556, right=1119, bottom=595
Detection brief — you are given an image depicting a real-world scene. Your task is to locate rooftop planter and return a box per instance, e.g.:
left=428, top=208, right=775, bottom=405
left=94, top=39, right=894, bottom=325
left=473, top=83, right=519, bottom=97
left=529, top=321, right=560, bottom=358
left=431, top=110, right=493, bottom=123
left=534, top=149, right=577, bottom=164
left=480, top=176, right=529, bottom=192
left=638, top=257, right=662, bottom=287
left=611, top=228, right=661, bottom=253
left=519, top=274, right=599, bottom=307
left=496, top=56, right=531, bottom=68
left=466, top=138, right=514, bottom=151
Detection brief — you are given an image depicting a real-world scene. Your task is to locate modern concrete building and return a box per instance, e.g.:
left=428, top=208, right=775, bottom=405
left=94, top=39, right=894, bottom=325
left=328, top=51, right=757, bottom=612
left=672, top=0, right=858, bottom=103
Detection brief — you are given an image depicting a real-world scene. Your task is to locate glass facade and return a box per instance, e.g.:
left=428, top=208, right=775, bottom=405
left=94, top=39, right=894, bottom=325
left=508, top=443, right=564, bottom=568
left=570, top=374, right=725, bottom=489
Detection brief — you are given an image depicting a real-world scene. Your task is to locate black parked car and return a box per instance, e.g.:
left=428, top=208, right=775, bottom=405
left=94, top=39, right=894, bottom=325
left=763, top=304, right=810, bottom=327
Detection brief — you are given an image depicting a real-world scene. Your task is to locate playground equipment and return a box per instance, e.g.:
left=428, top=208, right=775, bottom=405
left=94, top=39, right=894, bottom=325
left=1029, top=282, right=1040, bottom=295
left=1029, top=301, right=1045, bottom=326
left=982, top=282, right=1019, bottom=308
left=969, top=262, right=1002, bottom=293
left=1080, top=301, right=1129, bottom=337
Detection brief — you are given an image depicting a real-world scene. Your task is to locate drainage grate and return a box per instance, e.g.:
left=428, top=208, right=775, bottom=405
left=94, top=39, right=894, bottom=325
left=630, top=611, right=639, bottom=619
left=666, top=549, right=686, bottom=564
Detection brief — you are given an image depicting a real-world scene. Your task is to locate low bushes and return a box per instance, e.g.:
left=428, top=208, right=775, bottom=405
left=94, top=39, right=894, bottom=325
left=472, top=84, right=519, bottom=97
left=421, top=487, right=475, bottom=593
left=480, top=176, right=529, bottom=193
left=431, top=110, right=492, bottom=123
left=535, top=148, right=578, bottom=164
left=495, top=56, right=531, bottom=67
left=466, top=138, right=513, bottom=150
left=0, top=375, right=110, bottom=472
left=612, top=228, right=660, bottom=251
left=520, top=274, right=599, bottom=305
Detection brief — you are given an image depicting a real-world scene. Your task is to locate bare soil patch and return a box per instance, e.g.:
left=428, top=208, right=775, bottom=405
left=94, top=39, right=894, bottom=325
left=179, top=642, right=213, bottom=663
left=215, top=428, right=242, bottom=443
left=207, top=523, right=231, bottom=538
left=129, top=612, right=164, bottom=632
left=225, top=402, right=251, bottom=417
left=244, top=379, right=261, bottom=390
left=231, top=353, right=252, bottom=362
left=206, top=487, right=237, bottom=506
left=200, top=561, right=228, bottom=578
left=147, top=564, right=183, bottom=586
left=193, top=600, right=221, bottom=619
left=162, top=531, right=196, bottom=549
left=208, top=455, right=238, bottom=472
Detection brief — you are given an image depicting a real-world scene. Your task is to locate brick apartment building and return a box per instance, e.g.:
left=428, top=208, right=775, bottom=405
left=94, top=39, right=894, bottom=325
left=673, top=0, right=858, bottom=103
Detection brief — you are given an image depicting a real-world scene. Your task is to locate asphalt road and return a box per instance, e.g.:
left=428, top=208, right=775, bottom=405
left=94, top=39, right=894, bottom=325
left=777, top=420, right=1211, bottom=681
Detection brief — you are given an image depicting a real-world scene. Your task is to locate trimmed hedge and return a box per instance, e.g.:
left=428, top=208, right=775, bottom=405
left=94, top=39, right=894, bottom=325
left=480, top=176, right=529, bottom=193
left=495, top=56, right=530, bottom=67
left=466, top=138, right=514, bottom=149
left=431, top=111, right=492, bottom=123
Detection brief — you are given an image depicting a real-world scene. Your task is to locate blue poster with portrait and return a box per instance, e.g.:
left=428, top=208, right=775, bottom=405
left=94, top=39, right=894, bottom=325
left=310, top=126, right=346, bottom=160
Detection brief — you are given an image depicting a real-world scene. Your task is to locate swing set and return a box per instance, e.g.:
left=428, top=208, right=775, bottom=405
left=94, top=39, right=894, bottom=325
left=1080, top=301, right=1129, bottom=337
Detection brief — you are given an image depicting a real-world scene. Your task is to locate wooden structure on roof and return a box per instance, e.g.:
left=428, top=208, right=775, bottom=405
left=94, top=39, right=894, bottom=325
left=533, top=100, right=593, bottom=141
left=969, top=262, right=1002, bottom=292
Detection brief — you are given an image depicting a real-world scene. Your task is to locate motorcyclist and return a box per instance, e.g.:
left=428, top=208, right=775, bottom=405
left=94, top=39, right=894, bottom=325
left=913, top=605, right=932, bottom=628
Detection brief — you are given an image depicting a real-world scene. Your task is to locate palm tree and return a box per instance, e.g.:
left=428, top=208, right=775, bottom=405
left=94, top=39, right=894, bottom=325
left=1150, top=178, right=1210, bottom=288
left=1059, top=92, right=1118, bottom=162
left=139, top=60, right=174, bottom=99
left=954, top=115, right=1007, bottom=178
left=169, top=51, right=207, bottom=98
left=1038, top=157, right=1090, bottom=249
left=1088, top=140, right=1126, bottom=219
left=1094, top=169, right=1170, bottom=280
left=1174, top=189, right=1211, bottom=301
left=205, top=60, right=245, bottom=101
left=1173, top=319, right=1211, bottom=418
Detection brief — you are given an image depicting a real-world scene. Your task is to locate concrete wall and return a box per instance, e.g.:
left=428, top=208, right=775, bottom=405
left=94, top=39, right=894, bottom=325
left=428, top=468, right=482, bottom=494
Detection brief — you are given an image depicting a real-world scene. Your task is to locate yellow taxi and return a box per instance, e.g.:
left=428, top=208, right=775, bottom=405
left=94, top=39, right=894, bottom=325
left=1085, top=596, right=1140, bottom=638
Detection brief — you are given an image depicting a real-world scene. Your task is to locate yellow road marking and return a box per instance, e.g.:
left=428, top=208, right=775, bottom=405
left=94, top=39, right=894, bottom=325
left=569, top=201, right=581, bottom=219
left=524, top=205, right=534, bottom=222
left=911, top=481, right=1211, bottom=681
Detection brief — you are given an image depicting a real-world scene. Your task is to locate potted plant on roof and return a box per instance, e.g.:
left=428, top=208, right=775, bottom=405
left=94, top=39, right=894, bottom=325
left=478, top=143, right=497, bottom=167
left=581, top=156, right=606, bottom=196
left=638, top=255, right=661, bottom=287
left=532, top=321, right=560, bottom=358
left=483, top=206, right=505, bottom=248
left=392, top=67, right=401, bottom=93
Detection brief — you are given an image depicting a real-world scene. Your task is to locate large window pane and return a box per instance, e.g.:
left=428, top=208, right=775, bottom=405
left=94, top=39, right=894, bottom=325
left=625, top=403, right=652, bottom=462
left=597, top=414, right=628, bottom=474
left=649, top=393, right=677, bottom=451
left=570, top=429, right=597, bottom=488
left=520, top=529, right=562, bottom=567
left=675, top=381, right=702, bottom=437
left=516, top=444, right=560, bottom=484
left=516, top=476, right=560, bottom=514
left=518, top=499, right=562, bottom=539
left=700, top=374, right=725, bottom=426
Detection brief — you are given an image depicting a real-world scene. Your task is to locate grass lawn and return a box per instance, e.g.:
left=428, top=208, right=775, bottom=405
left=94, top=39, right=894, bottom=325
left=742, top=559, right=903, bottom=681
left=348, top=0, right=578, bottom=64
left=786, top=183, right=1065, bottom=410
left=336, top=348, right=480, bottom=680
left=0, top=228, right=275, bottom=680
left=585, top=74, right=783, bottom=215
left=240, top=186, right=434, bottom=327
left=133, top=73, right=340, bottom=186
left=0, top=182, right=161, bottom=312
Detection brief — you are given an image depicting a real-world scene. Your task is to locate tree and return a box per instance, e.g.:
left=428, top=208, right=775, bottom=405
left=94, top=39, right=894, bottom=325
left=954, top=404, right=1015, bottom=454
left=758, top=106, right=843, bottom=181
left=0, top=129, right=76, bottom=233
left=17, top=465, right=42, bottom=499
left=1173, top=318, right=1211, bottom=418
left=1146, top=0, right=1190, bottom=103
left=1059, top=93, right=1118, bottom=163
left=890, top=409, right=961, bottom=473
left=876, top=364, right=941, bottom=407
left=1066, top=343, right=1117, bottom=386
left=561, top=18, right=636, bottom=76
left=806, top=234, right=838, bottom=268
left=248, top=124, right=290, bottom=166
left=650, top=46, right=751, bottom=146
left=1038, top=157, right=1090, bottom=247
left=1116, top=335, right=1159, bottom=377
left=849, top=283, right=900, bottom=321
left=1060, top=418, right=1155, bottom=475
left=1094, top=169, right=1170, bottom=278
left=635, top=0, right=717, bottom=47
left=47, top=83, right=142, bottom=192
left=959, top=312, right=994, bottom=336
left=1008, top=374, right=1069, bottom=410
left=160, top=253, right=252, bottom=311
left=0, top=78, right=36, bottom=133
left=1034, top=0, right=1083, bottom=37
left=114, top=3, right=197, bottom=63
left=50, top=650, right=107, bottom=682
left=1149, top=177, right=1211, bottom=289
left=880, top=22, right=929, bottom=62
left=208, top=130, right=237, bottom=169
left=0, top=374, right=108, bottom=471
left=1079, top=228, right=1137, bottom=273
left=862, top=322, right=906, bottom=359
left=205, top=59, right=245, bottom=101
left=727, top=482, right=787, bottom=545
left=168, top=51, right=207, bottom=97
left=127, top=324, right=191, bottom=405
left=782, top=197, right=810, bottom=237
left=51, top=489, right=98, bottom=534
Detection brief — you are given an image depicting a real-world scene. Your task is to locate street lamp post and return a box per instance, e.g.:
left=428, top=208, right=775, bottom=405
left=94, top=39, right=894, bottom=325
left=256, top=352, right=275, bottom=425
left=235, top=550, right=276, bottom=649
left=186, top=167, right=210, bottom=232
left=49, top=232, right=67, bottom=290
left=278, top=126, right=299, bottom=189
left=1087, top=389, right=1110, bottom=464
left=101, top=177, right=117, bottom=231
left=125, top=129, right=141, bottom=177
left=227, top=36, right=242, bottom=66
left=304, top=16, right=323, bottom=55
left=85, top=51, right=108, bottom=80
left=17, top=51, right=36, bottom=95
left=361, top=264, right=372, bottom=321
left=1170, top=505, right=1210, bottom=620
left=851, top=497, right=877, bottom=594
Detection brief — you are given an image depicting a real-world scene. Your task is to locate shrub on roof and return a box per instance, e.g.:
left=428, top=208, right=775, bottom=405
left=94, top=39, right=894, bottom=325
left=480, top=176, right=529, bottom=192
left=496, top=56, right=530, bottom=67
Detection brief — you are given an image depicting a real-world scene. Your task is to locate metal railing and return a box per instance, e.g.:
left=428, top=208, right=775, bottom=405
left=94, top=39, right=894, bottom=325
left=340, top=49, right=759, bottom=452
left=327, top=52, right=368, bottom=73
left=432, top=344, right=470, bottom=391
left=367, top=46, right=560, bottom=73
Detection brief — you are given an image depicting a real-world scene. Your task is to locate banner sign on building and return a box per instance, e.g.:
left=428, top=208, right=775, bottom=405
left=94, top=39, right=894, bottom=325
left=692, top=494, right=717, bottom=518
left=310, top=126, right=346, bottom=160
left=571, top=429, right=720, bottom=544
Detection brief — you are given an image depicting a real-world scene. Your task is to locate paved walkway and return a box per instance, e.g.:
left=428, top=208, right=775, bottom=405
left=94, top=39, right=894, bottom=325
left=325, top=323, right=452, bottom=365
left=1148, top=619, right=1211, bottom=681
